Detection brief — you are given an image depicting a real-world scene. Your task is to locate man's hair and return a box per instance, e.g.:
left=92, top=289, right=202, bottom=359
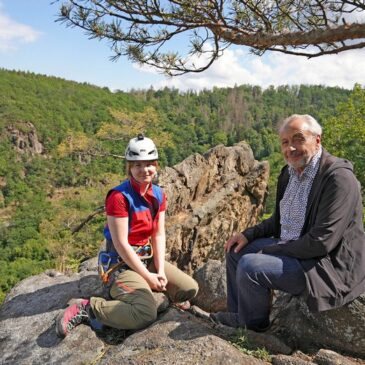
left=279, top=114, right=322, bottom=136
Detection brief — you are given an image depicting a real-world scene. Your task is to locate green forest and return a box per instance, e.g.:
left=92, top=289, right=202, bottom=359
left=0, top=68, right=364, bottom=304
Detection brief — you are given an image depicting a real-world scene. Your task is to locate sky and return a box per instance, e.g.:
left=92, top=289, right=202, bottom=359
left=0, top=0, right=364, bottom=92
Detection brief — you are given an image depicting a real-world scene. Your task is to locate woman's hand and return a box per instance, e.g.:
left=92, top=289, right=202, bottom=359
left=157, top=270, right=168, bottom=289
left=224, top=233, right=248, bottom=253
left=146, top=272, right=167, bottom=292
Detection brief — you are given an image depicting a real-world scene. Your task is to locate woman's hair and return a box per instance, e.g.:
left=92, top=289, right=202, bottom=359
left=279, top=114, right=322, bottom=136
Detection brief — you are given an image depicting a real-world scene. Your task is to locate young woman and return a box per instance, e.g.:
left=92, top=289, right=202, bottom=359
left=56, top=135, right=198, bottom=337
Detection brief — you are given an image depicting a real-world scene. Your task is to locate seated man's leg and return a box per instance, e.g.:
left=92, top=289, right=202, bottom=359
left=226, top=237, right=278, bottom=312
left=236, top=252, right=306, bottom=329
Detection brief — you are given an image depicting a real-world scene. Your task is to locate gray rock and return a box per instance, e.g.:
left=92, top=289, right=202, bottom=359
left=78, top=256, right=98, bottom=272
left=0, top=270, right=269, bottom=365
left=192, top=259, right=227, bottom=312
left=188, top=257, right=365, bottom=360
left=0, top=271, right=105, bottom=365
left=6, top=121, right=44, bottom=156
left=96, top=308, right=269, bottom=365
left=270, top=293, right=365, bottom=358
left=272, top=355, right=316, bottom=365
left=313, top=349, right=360, bottom=365
left=189, top=305, right=292, bottom=356
left=247, top=331, right=292, bottom=356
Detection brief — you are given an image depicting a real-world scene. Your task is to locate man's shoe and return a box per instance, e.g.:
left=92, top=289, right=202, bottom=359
left=209, top=311, right=239, bottom=328
left=246, top=318, right=271, bottom=333
left=210, top=312, right=271, bottom=332
left=56, top=298, right=90, bottom=338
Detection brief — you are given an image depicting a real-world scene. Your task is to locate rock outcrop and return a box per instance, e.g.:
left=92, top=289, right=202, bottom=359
left=270, top=291, right=365, bottom=358
left=192, top=259, right=227, bottom=312
left=6, top=121, right=44, bottom=156
left=159, top=141, right=269, bottom=273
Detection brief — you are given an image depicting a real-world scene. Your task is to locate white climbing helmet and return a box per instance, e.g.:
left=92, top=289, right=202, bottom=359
left=125, top=134, right=159, bottom=161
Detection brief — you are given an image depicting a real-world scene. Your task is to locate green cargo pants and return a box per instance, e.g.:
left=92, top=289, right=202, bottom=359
left=90, top=260, right=198, bottom=330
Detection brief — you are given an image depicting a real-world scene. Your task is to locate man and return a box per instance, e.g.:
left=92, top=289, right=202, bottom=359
left=210, top=114, right=365, bottom=332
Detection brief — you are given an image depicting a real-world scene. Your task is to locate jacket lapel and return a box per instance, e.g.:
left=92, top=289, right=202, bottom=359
left=303, top=149, right=335, bottom=229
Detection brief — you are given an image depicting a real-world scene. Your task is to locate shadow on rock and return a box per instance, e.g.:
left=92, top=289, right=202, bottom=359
left=0, top=272, right=103, bottom=320
left=36, top=323, right=63, bottom=348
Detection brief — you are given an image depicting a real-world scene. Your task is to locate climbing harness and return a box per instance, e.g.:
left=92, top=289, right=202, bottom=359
left=98, top=244, right=153, bottom=284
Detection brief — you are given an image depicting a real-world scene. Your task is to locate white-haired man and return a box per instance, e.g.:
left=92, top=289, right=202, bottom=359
left=211, top=114, right=365, bottom=331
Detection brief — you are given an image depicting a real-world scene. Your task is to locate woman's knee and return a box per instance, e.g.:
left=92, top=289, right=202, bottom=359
left=190, top=278, right=199, bottom=298
left=187, top=278, right=199, bottom=300
left=173, top=277, right=199, bottom=303
left=164, top=262, right=199, bottom=302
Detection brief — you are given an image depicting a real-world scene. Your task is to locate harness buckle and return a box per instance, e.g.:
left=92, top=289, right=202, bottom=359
left=98, top=243, right=153, bottom=284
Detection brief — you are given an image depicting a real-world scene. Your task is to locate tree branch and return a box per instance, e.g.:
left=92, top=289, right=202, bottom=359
left=55, top=0, right=365, bottom=75
left=218, top=23, right=365, bottom=48
left=267, top=40, right=365, bottom=57
left=71, top=206, right=105, bottom=234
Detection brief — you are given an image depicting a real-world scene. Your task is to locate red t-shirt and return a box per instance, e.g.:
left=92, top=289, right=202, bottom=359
left=106, top=179, right=166, bottom=216
left=105, top=178, right=166, bottom=245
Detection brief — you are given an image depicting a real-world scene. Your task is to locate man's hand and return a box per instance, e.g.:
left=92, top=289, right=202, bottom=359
left=224, top=233, right=248, bottom=253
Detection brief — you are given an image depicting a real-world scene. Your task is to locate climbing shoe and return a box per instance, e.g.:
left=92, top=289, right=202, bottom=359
left=56, top=298, right=90, bottom=338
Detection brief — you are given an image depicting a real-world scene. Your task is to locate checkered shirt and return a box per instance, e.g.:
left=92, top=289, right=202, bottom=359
left=280, top=147, right=322, bottom=241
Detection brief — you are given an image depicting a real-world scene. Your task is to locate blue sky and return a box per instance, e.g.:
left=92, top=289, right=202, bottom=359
left=1, top=0, right=365, bottom=92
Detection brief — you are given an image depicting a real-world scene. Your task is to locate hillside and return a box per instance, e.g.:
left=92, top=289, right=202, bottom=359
left=0, top=68, right=362, bottom=303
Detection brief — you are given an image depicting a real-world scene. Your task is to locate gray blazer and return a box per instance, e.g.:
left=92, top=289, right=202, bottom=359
left=243, top=149, right=365, bottom=311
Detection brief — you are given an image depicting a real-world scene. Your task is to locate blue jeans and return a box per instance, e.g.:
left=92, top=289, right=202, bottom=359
left=226, top=237, right=306, bottom=327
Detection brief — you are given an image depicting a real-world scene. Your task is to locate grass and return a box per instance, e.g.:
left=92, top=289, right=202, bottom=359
left=229, top=328, right=272, bottom=362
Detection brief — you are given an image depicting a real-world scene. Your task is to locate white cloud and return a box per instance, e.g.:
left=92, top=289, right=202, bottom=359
left=144, top=46, right=365, bottom=91
left=0, top=10, right=41, bottom=52
left=260, top=49, right=365, bottom=89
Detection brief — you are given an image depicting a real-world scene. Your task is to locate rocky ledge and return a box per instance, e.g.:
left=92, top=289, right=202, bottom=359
left=1, top=143, right=364, bottom=364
